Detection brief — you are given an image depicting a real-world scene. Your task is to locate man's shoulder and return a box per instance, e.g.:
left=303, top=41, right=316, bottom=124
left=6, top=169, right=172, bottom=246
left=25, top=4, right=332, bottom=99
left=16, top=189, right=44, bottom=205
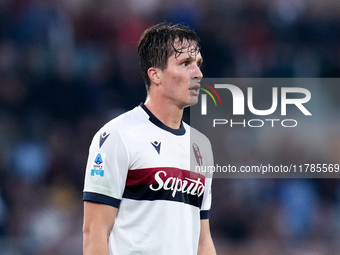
left=89, top=106, right=146, bottom=148
left=102, top=105, right=146, bottom=130
left=185, top=123, right=210, bottom=143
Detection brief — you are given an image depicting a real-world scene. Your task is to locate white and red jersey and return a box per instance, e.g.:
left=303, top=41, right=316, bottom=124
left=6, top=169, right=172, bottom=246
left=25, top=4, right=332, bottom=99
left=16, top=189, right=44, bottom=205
left=83, top=104, right=214, bottom=255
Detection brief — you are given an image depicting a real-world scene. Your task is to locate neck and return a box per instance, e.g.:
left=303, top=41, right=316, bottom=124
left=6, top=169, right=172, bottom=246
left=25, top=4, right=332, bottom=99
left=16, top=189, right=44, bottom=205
left=144, top=97, right=184, bottom=130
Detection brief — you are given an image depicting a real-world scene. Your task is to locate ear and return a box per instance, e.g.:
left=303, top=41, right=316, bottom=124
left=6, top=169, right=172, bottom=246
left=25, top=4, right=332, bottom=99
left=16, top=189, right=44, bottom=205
left=147, top=67, right=161, bottom=85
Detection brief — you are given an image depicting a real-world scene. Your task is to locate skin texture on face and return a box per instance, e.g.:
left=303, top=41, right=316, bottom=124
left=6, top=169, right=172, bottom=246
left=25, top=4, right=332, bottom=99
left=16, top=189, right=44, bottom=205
left=145, top=39, right=203, bottom=129
left=158, top=40, right=203, bottom=109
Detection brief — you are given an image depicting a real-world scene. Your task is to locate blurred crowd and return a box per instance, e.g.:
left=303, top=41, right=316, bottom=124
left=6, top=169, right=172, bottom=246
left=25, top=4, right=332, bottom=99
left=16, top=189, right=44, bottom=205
left=0, top=0, right=340, bottom=254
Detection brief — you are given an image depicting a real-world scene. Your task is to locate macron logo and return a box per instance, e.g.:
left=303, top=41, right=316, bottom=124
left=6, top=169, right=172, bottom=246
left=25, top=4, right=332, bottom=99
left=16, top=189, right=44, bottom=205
left=151, top=141, right=161, bottom=154
left=99, top=132, right=110, bottom=148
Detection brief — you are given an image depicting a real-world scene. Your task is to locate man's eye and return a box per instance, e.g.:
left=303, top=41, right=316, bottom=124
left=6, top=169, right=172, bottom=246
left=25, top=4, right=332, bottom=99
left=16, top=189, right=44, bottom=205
left=181, top=61, right=189, bottom=66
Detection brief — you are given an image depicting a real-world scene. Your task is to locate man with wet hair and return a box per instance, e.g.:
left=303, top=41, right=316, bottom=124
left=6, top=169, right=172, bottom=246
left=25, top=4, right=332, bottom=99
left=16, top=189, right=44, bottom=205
left=83, top=22, right=216, bottom=255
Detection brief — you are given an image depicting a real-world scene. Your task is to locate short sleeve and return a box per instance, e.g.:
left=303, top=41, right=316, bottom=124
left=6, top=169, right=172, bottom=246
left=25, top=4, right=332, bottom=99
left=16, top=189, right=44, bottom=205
left=198, top=134, right=214, bottom=219
left=83, top=125, right=130, bottom=208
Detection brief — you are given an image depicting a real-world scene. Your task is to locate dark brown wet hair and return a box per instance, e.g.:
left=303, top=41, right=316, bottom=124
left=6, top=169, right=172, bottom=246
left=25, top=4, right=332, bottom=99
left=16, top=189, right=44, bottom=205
left=138, top=22, right=201, bottom=91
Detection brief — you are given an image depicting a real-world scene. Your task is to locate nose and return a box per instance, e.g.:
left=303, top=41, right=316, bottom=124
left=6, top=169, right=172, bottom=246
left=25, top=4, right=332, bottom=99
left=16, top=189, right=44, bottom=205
left=193, top=65, right=203, bottom=80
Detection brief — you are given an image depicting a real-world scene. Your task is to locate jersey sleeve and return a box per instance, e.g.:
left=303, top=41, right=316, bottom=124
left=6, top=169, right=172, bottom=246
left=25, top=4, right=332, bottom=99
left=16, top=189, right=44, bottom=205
left=83, top=125, right=129, bottom=208
left=199, top=136, right=214, bottom=220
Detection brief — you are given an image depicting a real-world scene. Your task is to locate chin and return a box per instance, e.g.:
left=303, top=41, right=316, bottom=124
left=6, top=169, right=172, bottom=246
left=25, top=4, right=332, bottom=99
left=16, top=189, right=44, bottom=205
left=189, top=97, right=199, bottom=106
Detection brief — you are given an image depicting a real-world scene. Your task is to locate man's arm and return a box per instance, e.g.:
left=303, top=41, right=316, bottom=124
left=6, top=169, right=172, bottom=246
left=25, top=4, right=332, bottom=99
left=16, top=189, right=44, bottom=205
left=83, top=201, right=118, bottom=255
left=198, top=219, right=216, bottom=255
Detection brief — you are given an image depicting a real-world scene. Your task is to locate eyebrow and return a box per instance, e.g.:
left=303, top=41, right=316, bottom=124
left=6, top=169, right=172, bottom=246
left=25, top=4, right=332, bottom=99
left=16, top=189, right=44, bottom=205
left=180, top=56, right=203, bottom=65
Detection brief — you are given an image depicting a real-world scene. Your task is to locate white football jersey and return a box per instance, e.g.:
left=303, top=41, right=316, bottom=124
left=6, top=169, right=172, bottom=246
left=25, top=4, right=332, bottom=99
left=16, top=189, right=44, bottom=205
left=83, top=104, right=213, bottom=255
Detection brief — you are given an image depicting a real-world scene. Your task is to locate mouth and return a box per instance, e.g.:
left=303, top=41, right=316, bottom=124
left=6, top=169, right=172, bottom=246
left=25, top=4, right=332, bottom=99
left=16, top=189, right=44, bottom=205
left=189, top=81, right=201, bottom=91
left=189, top=83, right=200, bottom=97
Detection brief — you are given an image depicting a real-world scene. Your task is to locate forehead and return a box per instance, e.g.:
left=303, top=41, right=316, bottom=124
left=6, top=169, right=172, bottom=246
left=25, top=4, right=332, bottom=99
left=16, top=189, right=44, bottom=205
left=172, top=39, right=201, bottom=59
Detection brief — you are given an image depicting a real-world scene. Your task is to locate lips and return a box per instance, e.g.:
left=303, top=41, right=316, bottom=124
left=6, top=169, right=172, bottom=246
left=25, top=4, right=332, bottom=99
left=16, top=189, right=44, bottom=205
left=189, top=81, right=201, bottom=90
left=189, top=85, right=200, bottom=97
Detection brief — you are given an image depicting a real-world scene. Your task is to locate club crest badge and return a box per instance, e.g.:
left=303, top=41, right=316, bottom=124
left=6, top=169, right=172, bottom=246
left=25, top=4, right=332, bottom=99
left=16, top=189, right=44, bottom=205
left=192, top=143, right=203, bottom=166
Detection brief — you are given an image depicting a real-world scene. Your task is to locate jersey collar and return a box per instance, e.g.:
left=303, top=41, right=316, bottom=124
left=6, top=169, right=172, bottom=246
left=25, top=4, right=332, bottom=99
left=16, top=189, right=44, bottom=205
left=140, top=103, right=186, bottom=136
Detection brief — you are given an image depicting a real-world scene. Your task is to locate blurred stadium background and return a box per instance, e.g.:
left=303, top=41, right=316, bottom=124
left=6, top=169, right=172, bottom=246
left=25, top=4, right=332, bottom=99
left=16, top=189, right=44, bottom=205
left=0, top=0, right=340, bottom=254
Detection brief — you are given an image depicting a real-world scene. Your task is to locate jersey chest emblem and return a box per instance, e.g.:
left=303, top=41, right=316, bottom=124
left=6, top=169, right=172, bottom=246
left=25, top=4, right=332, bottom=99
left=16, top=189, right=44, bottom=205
left=150, top=141, right=161, bottom=154
left=192, top=143, right=203, bottom=166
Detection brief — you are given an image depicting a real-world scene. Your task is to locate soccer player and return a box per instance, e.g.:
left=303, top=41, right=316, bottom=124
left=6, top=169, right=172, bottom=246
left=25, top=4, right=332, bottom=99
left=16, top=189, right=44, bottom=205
left=83, top=22, right=216, bottom=255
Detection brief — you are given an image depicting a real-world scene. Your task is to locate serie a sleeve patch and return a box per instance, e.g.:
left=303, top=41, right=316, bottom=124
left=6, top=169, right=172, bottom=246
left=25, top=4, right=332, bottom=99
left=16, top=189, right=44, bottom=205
left=90, top=153, right=105, bottom=177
